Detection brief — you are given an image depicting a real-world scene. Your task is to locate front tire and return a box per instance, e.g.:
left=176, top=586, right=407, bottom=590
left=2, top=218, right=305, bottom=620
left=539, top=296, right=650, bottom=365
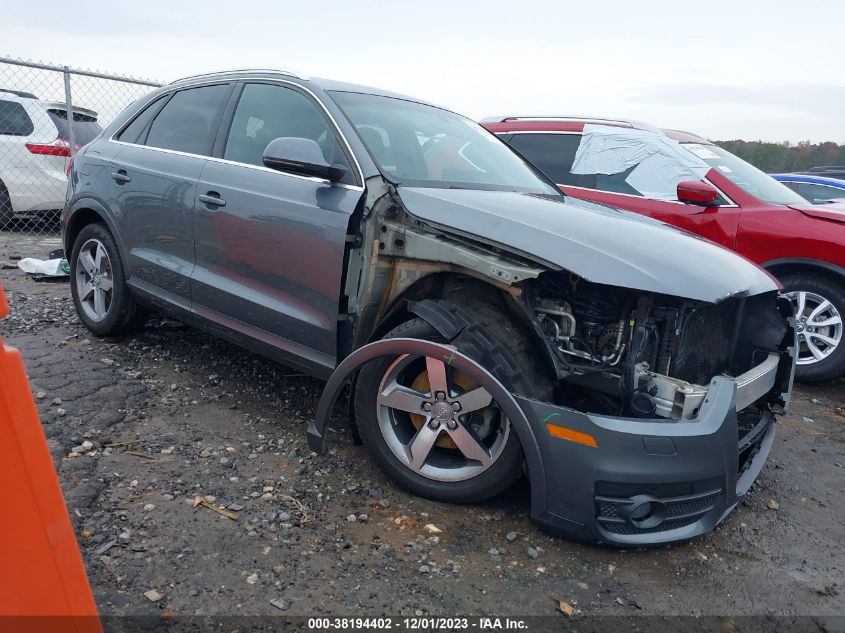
left=69, top=223, right=147, bottom=336
left=354, top=305, right=551, bottom=503
left=781, top=274, right=845, bottom=382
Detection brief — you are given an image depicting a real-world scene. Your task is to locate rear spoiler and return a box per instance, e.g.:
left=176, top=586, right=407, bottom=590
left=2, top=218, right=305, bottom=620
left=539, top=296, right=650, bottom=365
left=42, top=101, right=99, bottom=120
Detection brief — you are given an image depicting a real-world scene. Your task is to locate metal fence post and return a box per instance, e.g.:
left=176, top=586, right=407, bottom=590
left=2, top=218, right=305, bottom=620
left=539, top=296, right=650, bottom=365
left=62, top=66, right=76, bottom=157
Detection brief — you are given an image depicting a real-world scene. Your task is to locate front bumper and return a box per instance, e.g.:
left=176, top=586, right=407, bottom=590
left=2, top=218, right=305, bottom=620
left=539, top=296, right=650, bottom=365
left=517, top=363, right=781, bottom=545
left=308, top=317, right=794, bottom=545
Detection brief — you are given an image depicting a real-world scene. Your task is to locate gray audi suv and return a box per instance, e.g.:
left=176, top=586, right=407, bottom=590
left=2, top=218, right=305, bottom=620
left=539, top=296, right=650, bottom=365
left=63, top=69, right=795, bottom=544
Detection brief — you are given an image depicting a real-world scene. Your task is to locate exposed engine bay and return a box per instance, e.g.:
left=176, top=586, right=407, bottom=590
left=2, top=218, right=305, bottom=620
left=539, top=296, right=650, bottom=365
left=522, top=273, right=789, bottom=420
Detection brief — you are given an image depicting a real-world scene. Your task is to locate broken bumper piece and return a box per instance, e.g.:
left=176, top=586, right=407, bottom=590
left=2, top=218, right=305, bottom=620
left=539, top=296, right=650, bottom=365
left=308, top=338, right=792, bottom=546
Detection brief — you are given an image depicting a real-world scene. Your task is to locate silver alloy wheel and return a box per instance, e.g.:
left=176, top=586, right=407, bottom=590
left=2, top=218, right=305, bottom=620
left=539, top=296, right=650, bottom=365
left=75, top=238, right=114, bottom=322
left=786, top=290, right=843, bottom=365
left=376, top=354, right=510, bottom=482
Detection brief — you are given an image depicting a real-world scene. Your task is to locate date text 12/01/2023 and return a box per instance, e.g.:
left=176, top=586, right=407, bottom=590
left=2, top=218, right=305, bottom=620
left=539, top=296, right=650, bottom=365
left=307, top=617, right=528, bottom=630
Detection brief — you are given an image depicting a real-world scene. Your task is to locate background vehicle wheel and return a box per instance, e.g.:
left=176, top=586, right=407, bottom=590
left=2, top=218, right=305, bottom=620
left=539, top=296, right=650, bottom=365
left=781, top=274, right=845, bottom=382
left=0, top=181, right=13, bottom=230
left=354, top=305, right=551, bottom=503
left=69, top=223, right=147, bottom=336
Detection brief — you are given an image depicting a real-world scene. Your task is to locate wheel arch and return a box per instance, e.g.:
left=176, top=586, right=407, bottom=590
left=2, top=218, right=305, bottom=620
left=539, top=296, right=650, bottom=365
left=762, top=257, right=845, bottom=287
left=64, top=199, right=127, bottom=265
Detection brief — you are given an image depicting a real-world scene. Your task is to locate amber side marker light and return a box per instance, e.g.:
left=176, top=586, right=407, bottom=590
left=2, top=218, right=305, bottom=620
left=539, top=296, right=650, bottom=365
left=546, top=423, right=598, bottom=448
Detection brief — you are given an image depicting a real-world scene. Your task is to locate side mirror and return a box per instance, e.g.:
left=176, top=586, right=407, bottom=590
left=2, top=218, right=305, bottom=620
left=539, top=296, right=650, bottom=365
left=262, top=137, right=347, bottom=182
left=677, top=180, right=719, bottom=206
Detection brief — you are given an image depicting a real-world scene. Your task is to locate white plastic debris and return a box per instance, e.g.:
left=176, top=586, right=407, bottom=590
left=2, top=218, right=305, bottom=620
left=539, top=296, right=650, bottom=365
left=17, top=257, right=70, bottom=277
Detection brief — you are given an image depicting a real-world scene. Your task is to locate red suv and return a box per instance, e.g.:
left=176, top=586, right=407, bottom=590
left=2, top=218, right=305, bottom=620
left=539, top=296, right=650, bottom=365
left=483, top=116, right=845, bottom=381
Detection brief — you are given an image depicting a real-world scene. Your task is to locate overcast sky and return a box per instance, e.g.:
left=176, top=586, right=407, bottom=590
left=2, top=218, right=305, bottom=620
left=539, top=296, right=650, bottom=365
left=3, top=0, right=844, bottom=143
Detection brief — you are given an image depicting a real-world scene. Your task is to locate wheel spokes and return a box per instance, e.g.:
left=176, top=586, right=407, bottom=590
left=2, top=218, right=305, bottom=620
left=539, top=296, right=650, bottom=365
left=454, top=386, right=493, bottom=414
left=93, top=288, right=107, bottom=318
left=79, top=251, right=97, bottom=276
left=808, top=331, right=838, bottom=348
left=425, top=355, right=449, bottom=395
left=794, top=291, right=807, bottom=317
left=405, top=424, right=441, bottom=471
left=811, top=315, right=841, bottom=328
left=445, top=422, right=492, bottom=466
left=805, top=336, right=827, bottom=361
left=80, top=281, right=94, bottom=301
left=379, top=384, right=429, bottom=414
left=808, top=299, right=832, bottom=323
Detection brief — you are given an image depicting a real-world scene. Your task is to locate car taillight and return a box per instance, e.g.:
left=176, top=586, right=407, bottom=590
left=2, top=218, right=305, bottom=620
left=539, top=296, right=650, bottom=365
left=25, top=137, right=80, bottom=157
left=66, top=155, right=75, bottom=177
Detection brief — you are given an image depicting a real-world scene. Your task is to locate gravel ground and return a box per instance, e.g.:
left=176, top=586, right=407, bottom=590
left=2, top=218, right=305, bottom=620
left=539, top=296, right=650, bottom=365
left=1, top=233, right=843, bottom=620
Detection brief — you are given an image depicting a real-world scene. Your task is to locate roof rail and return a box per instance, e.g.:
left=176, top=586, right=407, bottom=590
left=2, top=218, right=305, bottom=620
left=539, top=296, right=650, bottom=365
left=0, top=87, right=38, bottom=99
left=481, top=115, right=661, bottom=133
left=170, top=68, right=304, bottom=85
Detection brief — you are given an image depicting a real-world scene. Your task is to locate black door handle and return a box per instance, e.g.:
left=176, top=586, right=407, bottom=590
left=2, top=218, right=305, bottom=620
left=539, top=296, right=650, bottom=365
left=199, top=192, right=226, bottom=207
left=111, top=170, right=131, bottom=184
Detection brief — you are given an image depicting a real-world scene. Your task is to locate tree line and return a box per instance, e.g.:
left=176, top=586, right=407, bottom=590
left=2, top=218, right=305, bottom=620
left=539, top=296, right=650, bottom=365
left=713, top=140, right=845, bottom=173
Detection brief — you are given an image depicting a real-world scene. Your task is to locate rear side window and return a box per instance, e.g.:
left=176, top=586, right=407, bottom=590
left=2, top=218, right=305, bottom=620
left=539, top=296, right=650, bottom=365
left=0, top=99, right=34, bottom=136
left=116, top=96, right=168, bottom=144
left=507, top=133, right=596, bottom=188
left=46, top=108, right=103, bottom=146
left=223, top=82, right=354, bottom=183
left=145, top=84, right=231, bottom=156
left=795, top=182, right=845, bottom=204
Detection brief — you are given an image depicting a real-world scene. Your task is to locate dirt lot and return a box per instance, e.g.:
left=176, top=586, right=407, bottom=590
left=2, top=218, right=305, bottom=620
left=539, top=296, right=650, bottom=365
left=1, top=233, right=844, bottom=622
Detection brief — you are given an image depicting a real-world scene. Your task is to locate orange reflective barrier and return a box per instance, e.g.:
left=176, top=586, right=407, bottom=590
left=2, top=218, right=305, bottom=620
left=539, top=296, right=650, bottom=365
left=0, top=283, right=102, bottom=633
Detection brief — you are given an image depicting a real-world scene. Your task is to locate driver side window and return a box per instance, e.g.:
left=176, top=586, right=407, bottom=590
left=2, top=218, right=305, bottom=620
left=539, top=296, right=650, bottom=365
left=224, top=83, right=354, bottom=184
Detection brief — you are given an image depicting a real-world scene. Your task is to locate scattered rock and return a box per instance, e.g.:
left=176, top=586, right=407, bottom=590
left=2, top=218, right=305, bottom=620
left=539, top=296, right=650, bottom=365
left=767, top=499, right=780, bottom=511
left=100, top=358, right=115, bottom=366
left=143, top=504, right=155, bottom=512
left=506, top=531, right=518, bottom=542
left=144, top=589, right=163, bottom=602
left=270, top=598, right=290, bottom=611
left=246, top=572, right=258, bottom=584
left=527, top=547, right=539, bottom=560
left=423, top=523, right=443, bottom=534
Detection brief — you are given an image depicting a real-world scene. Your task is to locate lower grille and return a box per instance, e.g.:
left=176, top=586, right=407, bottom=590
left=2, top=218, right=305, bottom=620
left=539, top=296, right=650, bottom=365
left=595, top=481, right=723, bottom=535
left=672, top=302, right=738, bottom=385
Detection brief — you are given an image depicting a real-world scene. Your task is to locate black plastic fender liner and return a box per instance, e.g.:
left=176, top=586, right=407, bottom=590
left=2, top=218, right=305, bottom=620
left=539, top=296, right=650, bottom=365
left=306, top=337, right=549, bottom=515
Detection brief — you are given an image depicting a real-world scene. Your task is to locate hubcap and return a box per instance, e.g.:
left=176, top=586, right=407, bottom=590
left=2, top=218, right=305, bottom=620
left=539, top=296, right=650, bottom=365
left=75, top=239, right=113, bottom=322
left=376, top=353, right=509, bottom=482
left=786, top=290, right=842, bottom=365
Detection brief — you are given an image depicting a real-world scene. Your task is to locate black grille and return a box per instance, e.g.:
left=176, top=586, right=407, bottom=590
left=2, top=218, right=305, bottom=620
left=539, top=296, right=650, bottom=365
left=671, top=302, right=738, bottom=385
left=595, top=482, right=723, bottom=536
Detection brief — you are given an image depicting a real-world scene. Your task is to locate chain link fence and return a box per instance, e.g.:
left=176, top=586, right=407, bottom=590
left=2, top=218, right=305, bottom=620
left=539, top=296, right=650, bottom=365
left=0, top=56, right=162, bottom=234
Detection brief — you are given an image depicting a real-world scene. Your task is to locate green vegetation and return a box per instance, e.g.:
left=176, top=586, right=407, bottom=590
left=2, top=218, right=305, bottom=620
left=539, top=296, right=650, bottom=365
left=713, top=140, right=845, bottom=173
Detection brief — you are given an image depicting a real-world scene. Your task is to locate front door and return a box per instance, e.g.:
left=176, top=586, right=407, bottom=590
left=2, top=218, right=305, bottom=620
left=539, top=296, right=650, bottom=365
left=192, top=81, right=362, bottom=373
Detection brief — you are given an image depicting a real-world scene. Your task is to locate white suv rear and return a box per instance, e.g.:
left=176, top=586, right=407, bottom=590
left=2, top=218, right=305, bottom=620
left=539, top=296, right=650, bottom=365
left=0, top=89, right=102, bottom=226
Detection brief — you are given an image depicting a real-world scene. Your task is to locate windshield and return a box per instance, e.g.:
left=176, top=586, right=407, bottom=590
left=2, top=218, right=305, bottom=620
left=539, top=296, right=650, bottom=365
left=680, top=143, right=807, bottom=206
left=330, top=91, right=558, bottom=194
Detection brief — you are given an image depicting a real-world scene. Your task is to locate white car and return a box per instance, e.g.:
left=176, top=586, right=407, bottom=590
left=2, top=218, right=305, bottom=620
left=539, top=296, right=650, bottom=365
left=0, top=89, right=102, bottom=226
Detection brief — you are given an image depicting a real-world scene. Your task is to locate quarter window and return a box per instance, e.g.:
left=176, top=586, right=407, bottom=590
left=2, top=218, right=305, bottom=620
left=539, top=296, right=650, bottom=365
left=116, top=96, right=167, bottom=144
left=0, top=100, right=34, bottom=136
left=144, top=84, right=231, bottom=156
left=223, top=83, right=353, bottom=184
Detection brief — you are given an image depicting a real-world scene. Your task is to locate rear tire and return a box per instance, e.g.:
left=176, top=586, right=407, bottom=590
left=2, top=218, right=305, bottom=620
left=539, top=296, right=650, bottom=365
left=781, top=274, right=845, bottom=382
left=354, top=302, right=552, bottom=503
left=69, top=223, right=147, bottom=336
left=0, top=181, right=13, bottom=230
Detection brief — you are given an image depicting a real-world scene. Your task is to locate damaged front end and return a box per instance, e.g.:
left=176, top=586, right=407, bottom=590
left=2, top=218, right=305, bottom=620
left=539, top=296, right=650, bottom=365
left=311, top=183, right=795, bottom=545
left=511, top=274, right=795, bottom=543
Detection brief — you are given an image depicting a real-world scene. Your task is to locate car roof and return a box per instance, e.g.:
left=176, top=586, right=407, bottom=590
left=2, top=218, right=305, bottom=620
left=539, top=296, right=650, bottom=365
left=169, top=69, right=451, bottom=113
left=771, top=173, right=845, bottom=188
left=481, top=115, right=714, bottom=144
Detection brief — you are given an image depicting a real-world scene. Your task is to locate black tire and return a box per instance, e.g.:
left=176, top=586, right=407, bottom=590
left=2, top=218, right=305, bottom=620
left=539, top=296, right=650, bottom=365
left=0, top=181, right=13, bottom=230
left=781, top=273, right=845, bottom=382
left=69, top=223, right=147, bottom=336
left=354, top=301, right=552, bottom=503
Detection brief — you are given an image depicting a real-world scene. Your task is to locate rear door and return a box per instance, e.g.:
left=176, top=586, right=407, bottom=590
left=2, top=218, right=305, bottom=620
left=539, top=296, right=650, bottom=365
left=109, top=83, right=233, bottom=307
left=192, top=81, right=363, bottom=373
left=506, top=131, right=742, bottom=250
